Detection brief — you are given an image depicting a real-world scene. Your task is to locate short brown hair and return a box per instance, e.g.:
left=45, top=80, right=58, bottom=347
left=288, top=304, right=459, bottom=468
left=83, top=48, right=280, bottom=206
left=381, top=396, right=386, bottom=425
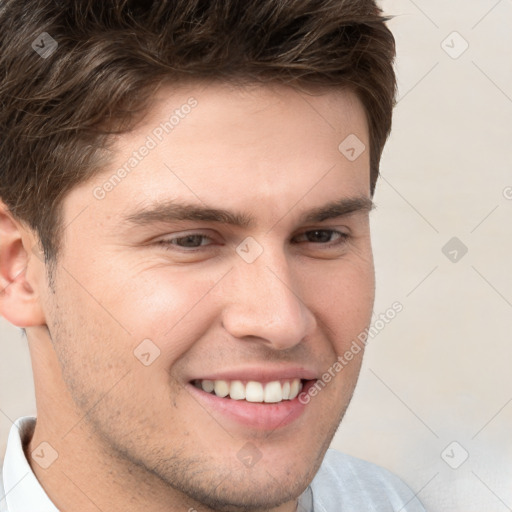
left=0, top=0, right=396, bottom=277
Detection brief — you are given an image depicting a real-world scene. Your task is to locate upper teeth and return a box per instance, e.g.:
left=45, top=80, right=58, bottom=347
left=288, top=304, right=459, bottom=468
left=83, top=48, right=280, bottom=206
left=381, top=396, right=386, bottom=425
left=194, top=378, right=303, bottom=403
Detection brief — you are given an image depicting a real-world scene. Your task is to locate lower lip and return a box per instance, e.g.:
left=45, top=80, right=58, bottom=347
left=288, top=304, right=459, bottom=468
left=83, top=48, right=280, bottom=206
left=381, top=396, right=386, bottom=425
left=186, top=380, right=316, bottom=430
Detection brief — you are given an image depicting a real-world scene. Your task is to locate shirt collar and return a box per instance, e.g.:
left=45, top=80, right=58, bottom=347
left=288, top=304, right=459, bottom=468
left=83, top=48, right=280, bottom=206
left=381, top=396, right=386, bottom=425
left=297, top=484, right=314, bottom=511
left=1, top=416, right=59, bottom=512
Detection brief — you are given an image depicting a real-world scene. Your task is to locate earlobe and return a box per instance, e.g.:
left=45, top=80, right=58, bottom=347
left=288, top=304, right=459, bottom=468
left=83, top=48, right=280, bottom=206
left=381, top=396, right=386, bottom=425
left=0, top=202, right=47, bottom=327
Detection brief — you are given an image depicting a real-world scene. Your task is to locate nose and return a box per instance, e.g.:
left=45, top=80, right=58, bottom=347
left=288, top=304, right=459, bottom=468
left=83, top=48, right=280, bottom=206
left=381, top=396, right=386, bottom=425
left=219, top=243, right=317, bottom=350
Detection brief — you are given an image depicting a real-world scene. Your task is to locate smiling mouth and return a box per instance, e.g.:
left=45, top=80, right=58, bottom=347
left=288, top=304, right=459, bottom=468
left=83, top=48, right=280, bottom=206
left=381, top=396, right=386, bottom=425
left=191, top=378, right=308, bottom=403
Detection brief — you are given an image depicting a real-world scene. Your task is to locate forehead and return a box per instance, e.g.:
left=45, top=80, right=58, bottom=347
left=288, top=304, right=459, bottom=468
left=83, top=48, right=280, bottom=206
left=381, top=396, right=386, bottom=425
left=63, top=81, right=370, bottom=232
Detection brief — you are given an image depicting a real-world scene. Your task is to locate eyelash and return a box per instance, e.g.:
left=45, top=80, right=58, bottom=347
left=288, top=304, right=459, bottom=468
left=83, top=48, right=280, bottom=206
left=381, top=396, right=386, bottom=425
left=155, top=229, right=349, bottom=252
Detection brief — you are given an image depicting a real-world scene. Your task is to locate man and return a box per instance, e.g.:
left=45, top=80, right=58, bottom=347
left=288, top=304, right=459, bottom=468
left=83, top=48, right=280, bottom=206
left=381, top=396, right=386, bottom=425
left=0, top=1, right=426, bottom=511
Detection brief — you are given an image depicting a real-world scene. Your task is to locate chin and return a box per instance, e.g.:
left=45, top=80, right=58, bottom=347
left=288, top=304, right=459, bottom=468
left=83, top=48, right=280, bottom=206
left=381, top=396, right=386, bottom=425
left=177, top=466, right=313, bottom=512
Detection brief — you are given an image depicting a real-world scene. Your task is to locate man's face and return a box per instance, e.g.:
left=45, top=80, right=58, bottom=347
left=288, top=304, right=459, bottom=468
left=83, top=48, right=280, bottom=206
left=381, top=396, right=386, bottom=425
left=38, top=82, right=375, bottom=510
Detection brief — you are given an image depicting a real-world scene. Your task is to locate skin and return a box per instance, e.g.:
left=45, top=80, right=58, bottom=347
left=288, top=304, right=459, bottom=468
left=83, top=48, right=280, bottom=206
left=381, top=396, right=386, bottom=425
left=0, top=81, right=375, bottom=512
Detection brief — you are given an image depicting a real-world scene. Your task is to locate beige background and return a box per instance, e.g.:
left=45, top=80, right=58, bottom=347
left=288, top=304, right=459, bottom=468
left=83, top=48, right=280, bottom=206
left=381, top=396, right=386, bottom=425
left=1, top=1, right=511, bottom=511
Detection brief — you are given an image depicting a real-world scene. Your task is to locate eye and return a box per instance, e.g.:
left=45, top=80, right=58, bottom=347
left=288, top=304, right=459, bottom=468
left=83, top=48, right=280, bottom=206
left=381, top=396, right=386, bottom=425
left=156, top=232, right=215, bottom=250
left=154, top=228, right=349, bottom=253
left=292, top=229, right=349, bottom=246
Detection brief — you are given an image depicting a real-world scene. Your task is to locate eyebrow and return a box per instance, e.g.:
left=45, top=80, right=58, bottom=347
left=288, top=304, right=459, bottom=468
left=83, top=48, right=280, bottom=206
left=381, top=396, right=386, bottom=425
left=122, top=196, right=375, bottom=230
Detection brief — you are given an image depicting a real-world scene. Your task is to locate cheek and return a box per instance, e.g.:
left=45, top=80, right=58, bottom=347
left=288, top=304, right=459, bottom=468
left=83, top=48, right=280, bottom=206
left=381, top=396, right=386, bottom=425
left=46, top=267, right=199, bottom=424
left=99, top=265, right=226, bottom=362
left=305, top=255, right=375, bottom=348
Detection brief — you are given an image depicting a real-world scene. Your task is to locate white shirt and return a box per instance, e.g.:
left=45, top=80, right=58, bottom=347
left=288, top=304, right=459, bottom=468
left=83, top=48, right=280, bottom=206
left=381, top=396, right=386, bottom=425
left=0, top=416, right=426, bottom=512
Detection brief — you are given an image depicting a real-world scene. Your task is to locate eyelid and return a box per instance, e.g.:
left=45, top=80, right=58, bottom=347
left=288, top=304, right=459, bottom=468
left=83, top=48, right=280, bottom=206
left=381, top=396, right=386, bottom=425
left=292, top=229, right=348, bottom=241
left=155, top=230, right=217, bottom=248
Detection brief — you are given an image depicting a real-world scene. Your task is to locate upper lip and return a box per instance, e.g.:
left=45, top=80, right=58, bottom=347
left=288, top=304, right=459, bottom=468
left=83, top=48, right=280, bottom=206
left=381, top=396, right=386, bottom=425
left=188, top=366, right=319, bottom=383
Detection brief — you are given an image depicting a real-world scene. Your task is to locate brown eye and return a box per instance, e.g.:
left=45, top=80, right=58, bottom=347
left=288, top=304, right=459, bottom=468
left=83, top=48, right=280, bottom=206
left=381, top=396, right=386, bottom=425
left=156, top=233, right=215, bottom=250
left=292, top=229, right=348, bottom=246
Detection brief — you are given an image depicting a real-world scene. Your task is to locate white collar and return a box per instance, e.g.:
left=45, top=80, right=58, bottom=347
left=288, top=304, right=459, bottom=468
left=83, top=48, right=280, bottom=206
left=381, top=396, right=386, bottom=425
left=1, top=416, right=59, bottom=512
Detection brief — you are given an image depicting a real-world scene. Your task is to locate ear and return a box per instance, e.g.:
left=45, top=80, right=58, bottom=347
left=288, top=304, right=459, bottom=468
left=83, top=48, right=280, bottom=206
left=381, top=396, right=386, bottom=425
left=0, top=201, right=46, bottom=327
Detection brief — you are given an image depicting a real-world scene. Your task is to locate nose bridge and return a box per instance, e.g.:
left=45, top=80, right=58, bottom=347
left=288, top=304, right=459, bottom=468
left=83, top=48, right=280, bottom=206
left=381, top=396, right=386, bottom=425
left=220, top=239, right=314, bottom=348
